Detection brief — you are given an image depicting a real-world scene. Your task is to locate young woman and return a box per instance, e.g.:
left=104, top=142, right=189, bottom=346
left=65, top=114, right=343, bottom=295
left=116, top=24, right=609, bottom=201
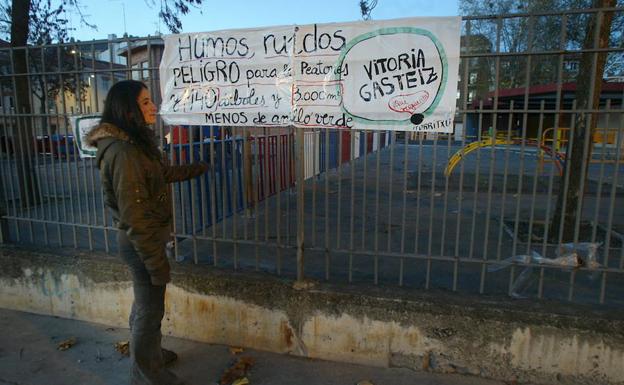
left=87, top=80, right=207, bottom=385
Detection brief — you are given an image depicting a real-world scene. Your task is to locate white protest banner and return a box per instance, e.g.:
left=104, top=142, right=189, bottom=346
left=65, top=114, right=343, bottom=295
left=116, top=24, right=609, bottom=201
left=71, top=115, right=100, bottom=158
left=159, top=17, right=460, bottom=132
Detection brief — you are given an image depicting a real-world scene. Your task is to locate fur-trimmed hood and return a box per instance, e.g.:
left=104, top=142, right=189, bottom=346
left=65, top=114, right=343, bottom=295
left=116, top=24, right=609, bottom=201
left=85, top=122, right=129, bottom=147
left=87, top=122, right=162, bottom=163
left=86, top=122, right=134, bottom=168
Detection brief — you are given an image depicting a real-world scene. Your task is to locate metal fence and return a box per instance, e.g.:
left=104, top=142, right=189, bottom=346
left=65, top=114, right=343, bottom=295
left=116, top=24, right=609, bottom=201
left=1, top=8, right=623, bottom=307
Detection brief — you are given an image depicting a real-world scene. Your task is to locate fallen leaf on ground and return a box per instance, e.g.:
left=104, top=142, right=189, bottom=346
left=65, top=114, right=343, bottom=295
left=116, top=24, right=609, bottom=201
left=229, top=347, right=244, bottom=355
left=57, top=338, right=76, bottom=351
left=220, top=356, right=255, bottom=385
left=292, top=279, right=316, bottom=290
left=422, top=351, right=431, bottom=371
left=232, top=378, right=249, bottom=385
left=115, top=341, right=130, bottom=356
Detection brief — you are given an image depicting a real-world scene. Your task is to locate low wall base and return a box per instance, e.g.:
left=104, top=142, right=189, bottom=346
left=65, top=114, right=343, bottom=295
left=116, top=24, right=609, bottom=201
left=1, top=245, right=623, bottom=385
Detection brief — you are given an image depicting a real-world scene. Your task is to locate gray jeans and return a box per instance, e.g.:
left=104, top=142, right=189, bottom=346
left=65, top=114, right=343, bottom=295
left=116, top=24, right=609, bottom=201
left=118, top=230, right=183, bottom=385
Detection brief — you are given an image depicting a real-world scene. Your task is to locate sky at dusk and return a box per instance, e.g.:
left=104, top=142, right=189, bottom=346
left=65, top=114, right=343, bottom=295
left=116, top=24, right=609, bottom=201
left=69, top=0, right=459, bottom=41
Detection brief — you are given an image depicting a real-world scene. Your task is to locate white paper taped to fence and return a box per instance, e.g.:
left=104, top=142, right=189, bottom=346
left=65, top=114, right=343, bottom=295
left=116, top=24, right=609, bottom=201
left=71, top=115, right=100, bottom=158
left=159, top=17, right=461, bottom=132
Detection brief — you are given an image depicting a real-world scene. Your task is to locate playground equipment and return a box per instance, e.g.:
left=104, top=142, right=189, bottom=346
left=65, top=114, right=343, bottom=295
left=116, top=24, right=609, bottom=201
left=444, top=137, right=565, bottom=177
left=538, top=127, right=624, bottom=172
left=445, top=126, right=623, bottom=177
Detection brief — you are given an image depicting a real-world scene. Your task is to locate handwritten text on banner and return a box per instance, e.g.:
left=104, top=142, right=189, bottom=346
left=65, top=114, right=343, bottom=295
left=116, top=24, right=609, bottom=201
left=159, top=17, right=460, bottom=132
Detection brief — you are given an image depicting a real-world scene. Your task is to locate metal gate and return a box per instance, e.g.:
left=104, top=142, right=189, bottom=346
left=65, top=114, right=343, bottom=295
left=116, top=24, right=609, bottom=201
left=0, top=7, right=623, bottom=306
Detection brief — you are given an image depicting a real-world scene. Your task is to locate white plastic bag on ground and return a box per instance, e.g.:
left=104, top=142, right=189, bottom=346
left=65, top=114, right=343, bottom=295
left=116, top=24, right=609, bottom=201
left=488, top=243, right=601, bottom=298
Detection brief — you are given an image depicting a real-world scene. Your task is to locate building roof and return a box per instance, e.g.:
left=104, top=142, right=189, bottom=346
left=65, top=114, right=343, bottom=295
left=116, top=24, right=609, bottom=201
left=489, top=82, right=624, bottom=98
left=117, top=38, right=164, bottom=57
left=476, top=81, right=624, bottom=108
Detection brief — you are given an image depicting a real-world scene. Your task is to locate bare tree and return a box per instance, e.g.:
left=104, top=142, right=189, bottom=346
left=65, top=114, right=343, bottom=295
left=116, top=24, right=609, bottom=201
left=360, top=0, right=378, bottom=20
left=550, top=0, right=617, bottom=242
left=156, top=0, right=204, bottom=34
left=9, top=0, right=39, bottom=209
left=0, top=0, right=204, bottom=216
left=461, top=0, right=620, bottom=242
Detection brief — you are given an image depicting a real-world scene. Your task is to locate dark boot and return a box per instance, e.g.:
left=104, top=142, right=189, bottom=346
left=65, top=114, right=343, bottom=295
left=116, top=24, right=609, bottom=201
left=162, top=348, right=178, bottom=366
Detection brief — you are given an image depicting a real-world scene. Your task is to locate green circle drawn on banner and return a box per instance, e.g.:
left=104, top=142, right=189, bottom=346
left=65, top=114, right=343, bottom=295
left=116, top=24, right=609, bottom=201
left=334, top=27, right=448, bottom=126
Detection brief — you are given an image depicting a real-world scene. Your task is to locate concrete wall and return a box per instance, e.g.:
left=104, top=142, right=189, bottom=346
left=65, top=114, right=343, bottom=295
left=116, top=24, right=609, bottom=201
left=1, top=245, right=623, bottom=385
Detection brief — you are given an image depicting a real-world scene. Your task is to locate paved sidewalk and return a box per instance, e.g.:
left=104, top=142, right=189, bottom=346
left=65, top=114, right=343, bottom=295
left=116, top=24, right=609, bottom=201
left=0, top=308, right=507, bottom=385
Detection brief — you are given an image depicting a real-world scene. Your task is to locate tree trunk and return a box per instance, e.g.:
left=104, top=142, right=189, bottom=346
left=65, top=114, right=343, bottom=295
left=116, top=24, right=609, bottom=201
left=10, top=0, right=40, bottom=208
left=550, top=0, right=615, bottom=242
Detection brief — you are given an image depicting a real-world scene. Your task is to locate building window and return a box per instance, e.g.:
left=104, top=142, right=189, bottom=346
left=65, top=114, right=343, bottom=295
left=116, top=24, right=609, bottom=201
left=132, top=63, right=140, bottom=80
left=142, top=61, right=149, bottom=79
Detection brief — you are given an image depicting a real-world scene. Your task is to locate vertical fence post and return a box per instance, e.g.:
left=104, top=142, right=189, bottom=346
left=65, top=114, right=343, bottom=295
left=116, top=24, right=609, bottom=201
left=0, top=166, right=7, bottom=241
left=296, top=126, right=305, bottom=281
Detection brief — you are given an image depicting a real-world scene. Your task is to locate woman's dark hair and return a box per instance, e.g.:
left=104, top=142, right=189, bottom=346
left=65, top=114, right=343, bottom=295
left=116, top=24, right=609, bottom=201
left=101, top=80, right=160, bottom=159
